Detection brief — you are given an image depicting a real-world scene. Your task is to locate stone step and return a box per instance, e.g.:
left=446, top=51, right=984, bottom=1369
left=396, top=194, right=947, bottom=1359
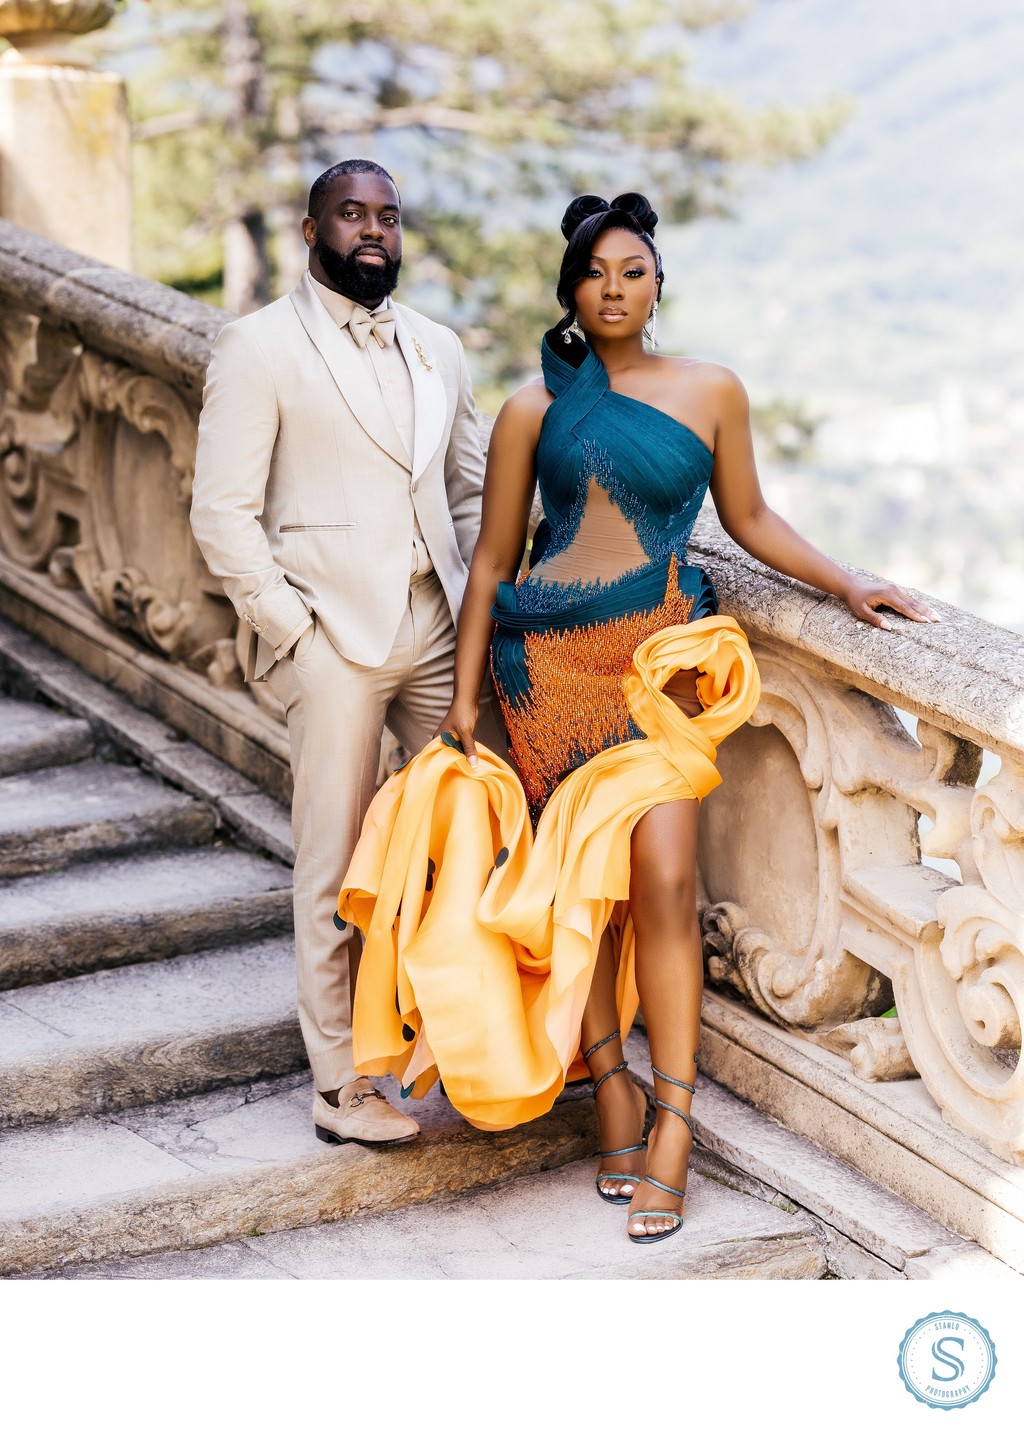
left=669, top=1061, right=1020, bottom=1279
left=41, top=1154, right=828, bottom=1281
left=0, top=758, right=216, bottom=878
left=37, top=1055, right=1022, bottom=1282
left=696, top=988, right=1024, bottom=1273
left=0, top=694, right=93, bottom=777
left=0, top=1074, right=598, bottom=1276
left=0, top=935, right=305, bottom=1128
left=0, top=844, right=293, bottom=989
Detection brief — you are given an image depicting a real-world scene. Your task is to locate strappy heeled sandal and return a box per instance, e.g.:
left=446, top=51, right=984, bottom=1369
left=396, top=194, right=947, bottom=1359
left=627, top=1064, right=695, bottom=1244
left=583, top=1030, right=647, bottom=1206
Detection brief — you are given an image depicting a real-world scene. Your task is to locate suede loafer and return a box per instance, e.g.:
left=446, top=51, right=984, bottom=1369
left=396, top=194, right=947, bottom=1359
left=313, top=1078, right=420, bottom=1146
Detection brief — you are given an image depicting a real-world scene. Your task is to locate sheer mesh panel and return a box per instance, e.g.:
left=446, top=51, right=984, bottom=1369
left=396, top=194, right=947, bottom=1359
left=530, top=478, right=648, bottom=586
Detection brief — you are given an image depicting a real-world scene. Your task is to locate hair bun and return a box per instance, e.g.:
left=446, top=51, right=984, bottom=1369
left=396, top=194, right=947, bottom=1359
left=560, top=194, right=610, bottom=241
left=609, top=192, right=658, bottom=237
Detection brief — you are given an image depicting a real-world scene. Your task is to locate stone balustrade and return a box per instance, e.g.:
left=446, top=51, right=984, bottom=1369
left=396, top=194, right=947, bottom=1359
left=0, top=218, right=1021, bottom=1171
left=689, top=518, right=1024, bottom=1165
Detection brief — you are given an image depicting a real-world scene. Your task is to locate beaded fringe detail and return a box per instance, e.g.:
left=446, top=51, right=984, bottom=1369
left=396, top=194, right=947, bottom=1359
left=495, top=556, right=695, bottom=823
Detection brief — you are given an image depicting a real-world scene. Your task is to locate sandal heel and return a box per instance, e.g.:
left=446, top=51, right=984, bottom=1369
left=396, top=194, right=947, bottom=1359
left=628, top=1065, right=695, bottom=1244
left=583, top=1030, right=646, bottom=1205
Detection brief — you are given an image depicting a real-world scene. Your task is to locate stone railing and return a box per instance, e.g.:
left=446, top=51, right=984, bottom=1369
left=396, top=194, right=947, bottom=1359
left=0, top=220, right=1021, bottom=1168
left=690, top=520, right=1024, bottom=1164
left=0, top=220, right=226, bottom=660
left=0, top=221, right=296, bottom=797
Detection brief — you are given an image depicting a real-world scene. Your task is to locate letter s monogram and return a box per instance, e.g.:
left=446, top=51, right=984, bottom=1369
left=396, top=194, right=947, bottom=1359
left=931, top=1337, right=966, bottom=1383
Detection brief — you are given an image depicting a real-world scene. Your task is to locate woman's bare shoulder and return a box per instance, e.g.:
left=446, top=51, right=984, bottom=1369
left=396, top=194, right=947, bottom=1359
left=692, top=360, right=749, bottom=409
left=494, top=378, right=554, bottom=436
left=664, top=356, right=747, bottom=397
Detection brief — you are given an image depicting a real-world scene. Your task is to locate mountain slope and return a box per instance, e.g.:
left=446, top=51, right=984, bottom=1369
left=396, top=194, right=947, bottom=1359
left=659, top=0, right=1024, bottom=407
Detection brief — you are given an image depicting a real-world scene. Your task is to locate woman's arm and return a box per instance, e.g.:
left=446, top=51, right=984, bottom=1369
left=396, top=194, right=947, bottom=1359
left=436, top=383, right=548, bottom=764
left=707, top=369, right=938, bottom=629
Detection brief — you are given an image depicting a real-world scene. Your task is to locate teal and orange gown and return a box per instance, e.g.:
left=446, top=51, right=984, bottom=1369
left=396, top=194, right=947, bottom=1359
left=338, top=329, right=761, bottom=1131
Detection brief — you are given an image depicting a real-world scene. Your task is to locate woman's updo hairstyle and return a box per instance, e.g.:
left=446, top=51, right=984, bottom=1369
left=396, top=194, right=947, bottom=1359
left=555, top=191, right=663, bottom=332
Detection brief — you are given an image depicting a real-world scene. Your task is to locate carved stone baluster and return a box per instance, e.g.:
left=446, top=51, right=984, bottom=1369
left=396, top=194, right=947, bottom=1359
left=893, top=760, right=1024, bottom=1159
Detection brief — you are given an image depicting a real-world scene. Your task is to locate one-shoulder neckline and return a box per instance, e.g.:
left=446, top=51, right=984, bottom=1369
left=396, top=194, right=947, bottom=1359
left=605, top=387, right=714, bottom=459
left=540, top=332, right=714, bottom=460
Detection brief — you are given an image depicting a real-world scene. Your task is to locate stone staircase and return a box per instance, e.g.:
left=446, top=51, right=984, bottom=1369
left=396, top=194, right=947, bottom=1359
left=0, top=616, right=1018, bottom=1281
left=0, top=625, right=599, bottom=1277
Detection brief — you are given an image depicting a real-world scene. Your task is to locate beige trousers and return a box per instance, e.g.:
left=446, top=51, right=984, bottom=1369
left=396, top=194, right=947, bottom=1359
left=267, top=572, right=503, bottom=1091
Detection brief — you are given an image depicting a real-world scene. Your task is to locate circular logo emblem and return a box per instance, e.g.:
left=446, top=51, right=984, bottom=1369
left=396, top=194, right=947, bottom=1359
left=898, top=1311, right=997, bottom=1409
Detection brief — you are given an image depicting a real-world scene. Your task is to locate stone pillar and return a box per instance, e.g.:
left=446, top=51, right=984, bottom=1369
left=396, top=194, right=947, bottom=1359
left=0, top=1, right=132, bottom=269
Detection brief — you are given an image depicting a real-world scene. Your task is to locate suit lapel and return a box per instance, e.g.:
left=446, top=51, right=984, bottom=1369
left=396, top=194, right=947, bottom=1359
left=394, top=307, right=448, bottom=480
left=289, top=274, right=410, bottom=471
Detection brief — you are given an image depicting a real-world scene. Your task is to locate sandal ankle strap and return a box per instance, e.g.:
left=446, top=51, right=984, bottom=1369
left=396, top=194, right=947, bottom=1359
left=651, top=1064, right=696, bottom=1095
left=654, top=1097, right=693, bottom=1133
left=583, top=1032, right=632, bottom=1096
left=642, top=1174, right=687, bottom=1201
left=651, top=1064, right=695, bottom=1134
left=582, top=1031, right=620, bottom=1063
left=593, top=1059, right=629, bottom=1095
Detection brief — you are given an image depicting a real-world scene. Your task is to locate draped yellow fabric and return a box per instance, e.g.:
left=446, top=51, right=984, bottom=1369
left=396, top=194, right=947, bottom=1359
left=339, top=616, right=760, bottom=1131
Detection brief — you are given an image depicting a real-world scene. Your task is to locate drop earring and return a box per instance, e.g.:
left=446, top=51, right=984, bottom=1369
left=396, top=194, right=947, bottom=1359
left=563, top=317, right=585, bottom=345
left=645, top=300, right=659, bottom=349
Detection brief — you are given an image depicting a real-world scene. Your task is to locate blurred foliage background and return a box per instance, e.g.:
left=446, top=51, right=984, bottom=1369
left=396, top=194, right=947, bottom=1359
left=96, top=0, right=843, bottom=405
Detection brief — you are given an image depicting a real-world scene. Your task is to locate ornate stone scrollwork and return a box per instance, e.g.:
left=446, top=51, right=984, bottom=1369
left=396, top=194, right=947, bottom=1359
left=71, top=352, right=242, bottom=677
left=80, top=354, right=197, bottom=503
left=698, top=648, right=903, bottom=1030
left=696, top=634, right=1018, bottom=1143
left=880, top=759, right=1024, bottom=1158
left=0, top=309, right=247, bottom=688
left=700, top=898, right=891, bottom=1032
left=701, top=900, right=790, bottom=1022
left=0, top=312, right=80, bottom=569
left=971, top=763, right=1024, bottom=913
left=0, top=418, right=59, bottom=568
left=0, top=311, right=81, bottom=410
left=699, top=635, right=1024, bottom=1155
left=68, top=550, right=203, bottom=661
left=813, top=1015, right=919, bottom=1082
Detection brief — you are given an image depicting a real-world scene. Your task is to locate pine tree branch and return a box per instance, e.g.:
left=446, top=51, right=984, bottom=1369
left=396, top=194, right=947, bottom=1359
left=308, top=104, right=489, bottom=136
left=133, top=110, right=211, bottom=142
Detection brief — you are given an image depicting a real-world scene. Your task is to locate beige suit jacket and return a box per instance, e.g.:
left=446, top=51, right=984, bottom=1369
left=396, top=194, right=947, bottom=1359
left=190, top=273, right=485, bottom=680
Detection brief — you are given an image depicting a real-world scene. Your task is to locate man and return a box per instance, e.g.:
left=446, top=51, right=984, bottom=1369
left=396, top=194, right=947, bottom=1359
left=190, top=159, right=500, bottom=1144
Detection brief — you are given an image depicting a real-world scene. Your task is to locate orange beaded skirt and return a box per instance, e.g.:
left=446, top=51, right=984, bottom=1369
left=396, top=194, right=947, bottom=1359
left=491, top=554, right=718, bottom=823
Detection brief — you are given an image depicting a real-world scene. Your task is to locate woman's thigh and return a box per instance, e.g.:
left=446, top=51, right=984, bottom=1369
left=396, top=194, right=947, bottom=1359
left=629, top=797, right=701, bottom=918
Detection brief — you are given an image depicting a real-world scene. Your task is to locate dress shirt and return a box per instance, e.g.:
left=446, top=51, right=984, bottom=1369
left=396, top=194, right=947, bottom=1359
left=308, top=275, right=432, bottom=581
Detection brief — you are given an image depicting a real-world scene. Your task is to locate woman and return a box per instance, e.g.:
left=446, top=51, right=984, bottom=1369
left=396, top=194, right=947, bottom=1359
left=340, top=192, right=937, bottom=1244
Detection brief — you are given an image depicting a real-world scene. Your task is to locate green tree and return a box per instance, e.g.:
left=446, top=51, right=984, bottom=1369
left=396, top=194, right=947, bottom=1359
left=105, top=0, right=845, bottom=395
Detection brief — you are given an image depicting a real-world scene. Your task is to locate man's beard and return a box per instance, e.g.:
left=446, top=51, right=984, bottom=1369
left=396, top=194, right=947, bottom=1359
left=315, top=235, right=401, bottom=307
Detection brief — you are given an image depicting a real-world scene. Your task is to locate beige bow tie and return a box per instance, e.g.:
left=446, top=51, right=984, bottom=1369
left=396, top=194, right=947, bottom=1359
left=348, top=307, right=396, bottom=349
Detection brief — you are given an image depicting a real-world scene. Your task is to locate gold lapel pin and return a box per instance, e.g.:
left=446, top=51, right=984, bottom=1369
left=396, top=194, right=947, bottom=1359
left=411, top=337, right=433, bottom=371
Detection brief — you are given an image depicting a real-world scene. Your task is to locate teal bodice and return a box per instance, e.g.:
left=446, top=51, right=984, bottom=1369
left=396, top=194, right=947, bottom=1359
left=530, top=332, right=714, bottom=577
left=491, top=328, right=720, bottom=812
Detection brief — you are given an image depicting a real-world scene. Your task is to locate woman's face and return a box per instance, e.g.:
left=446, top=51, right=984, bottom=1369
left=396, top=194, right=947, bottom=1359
left=573, top=227, right=659, bottom=342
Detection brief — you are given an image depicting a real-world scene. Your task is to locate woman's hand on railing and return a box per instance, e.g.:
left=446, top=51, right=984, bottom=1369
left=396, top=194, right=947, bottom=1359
left=840, top=576, right=941, bottom=630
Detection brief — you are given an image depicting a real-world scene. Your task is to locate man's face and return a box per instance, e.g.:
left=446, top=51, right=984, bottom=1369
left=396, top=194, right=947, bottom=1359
left=303, top=172, right=403, bottom=306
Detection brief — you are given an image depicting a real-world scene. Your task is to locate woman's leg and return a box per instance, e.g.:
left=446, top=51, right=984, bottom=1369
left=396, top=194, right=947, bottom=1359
left=580, top=924, right=646, bottom=1200
left=627, top=795, right=703, bottom=1237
